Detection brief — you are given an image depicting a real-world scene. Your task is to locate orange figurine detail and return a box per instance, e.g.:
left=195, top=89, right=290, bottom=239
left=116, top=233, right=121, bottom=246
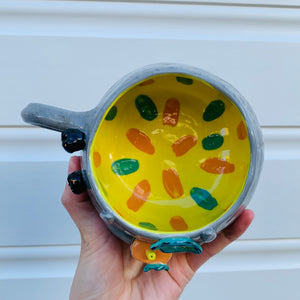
left=126, top=128, right=155, bottom=155
left=171, top=135, right=197, bottom=157
left=127, top=180, right=151, bottom=212
left=131, top=240, right=172, bottom=265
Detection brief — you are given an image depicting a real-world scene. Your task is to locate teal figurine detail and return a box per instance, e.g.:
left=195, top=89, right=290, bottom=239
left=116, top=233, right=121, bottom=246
left=144, top=264, right=169, bottom=272
left=150, top=237, right=203, bottom=254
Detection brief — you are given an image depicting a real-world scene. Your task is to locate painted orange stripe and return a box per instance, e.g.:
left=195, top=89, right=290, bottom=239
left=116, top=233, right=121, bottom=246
left=162, top=168, right=184, bottom=199
left=126, top=128, right=155, bottom=155
left=170, top=216, right=188, bottom=231
left=171, top=135, right=197, bottom=157
left=93, top=151, right=101, bottom=167
left=138, top=79, right=155, bottom=86
left=163, top=98, right=180, bottom=127
left=200, top=158, right=235, bottom=174
left=237, top=121, right=248, bottom=140
left=127, top=180, right=151, bottom=212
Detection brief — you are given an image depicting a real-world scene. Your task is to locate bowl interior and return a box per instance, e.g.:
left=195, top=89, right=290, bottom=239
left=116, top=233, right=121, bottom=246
left=89, top=73, right=251, bottom=234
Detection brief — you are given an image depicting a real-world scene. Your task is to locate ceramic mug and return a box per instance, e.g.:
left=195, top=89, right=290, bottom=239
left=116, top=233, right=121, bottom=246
left=22, top=63, right=264, bottom=271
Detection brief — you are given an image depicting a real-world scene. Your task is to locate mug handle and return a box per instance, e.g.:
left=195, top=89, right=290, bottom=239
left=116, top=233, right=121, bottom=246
left=21, top=102, right=95, bottom=132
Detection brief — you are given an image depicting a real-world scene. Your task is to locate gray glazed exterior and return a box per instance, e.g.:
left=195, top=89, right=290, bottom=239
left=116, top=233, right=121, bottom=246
left=22, top=63, right=264, bottom=245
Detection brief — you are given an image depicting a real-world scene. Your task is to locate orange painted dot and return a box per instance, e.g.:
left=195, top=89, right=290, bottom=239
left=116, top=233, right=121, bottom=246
left=138, top=79, right=155, bottom=86
left=93, top=151, right=101, bottom=167
left=170, top=216, right=188, bottom=231
left=200, top=157, right=235, bottom=174
left=127, top=180, right=151, bottom=212
left=171, top=135, right=197, bottom=157
left=162, top=168, right=184, bottom=199
left=126, top=128, right=155, bottom=155
left=163, top=98, right=180, bottom=127
left=237, top=121, right=248, bottom=140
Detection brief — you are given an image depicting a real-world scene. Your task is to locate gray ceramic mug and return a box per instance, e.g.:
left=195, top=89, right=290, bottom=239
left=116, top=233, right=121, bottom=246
left=22, top=63, right=264, bottom=271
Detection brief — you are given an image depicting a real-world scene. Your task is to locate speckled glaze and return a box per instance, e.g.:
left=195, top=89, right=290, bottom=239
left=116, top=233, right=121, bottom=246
left=22, top=63, right=264, bottom=264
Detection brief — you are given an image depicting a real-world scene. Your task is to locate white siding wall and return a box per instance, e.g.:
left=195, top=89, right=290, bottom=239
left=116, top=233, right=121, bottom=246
left=1, top=1, right=300, bottom=299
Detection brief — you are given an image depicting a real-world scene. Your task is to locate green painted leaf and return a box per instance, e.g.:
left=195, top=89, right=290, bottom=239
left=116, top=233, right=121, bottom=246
left=111, top=159, right=139, bottom=175
left=135, top=95, right=158, bottom=121
left=176, top=76, right=193, bottom=85
left=105, top=106, right=117, bottom=121
left=202, top=134, right=224, bottom=150
left=190, top=187, right=218, bottom=210
left=203, top=100, right=225, bottom=121
left=139, top=222, right=158, bottom=231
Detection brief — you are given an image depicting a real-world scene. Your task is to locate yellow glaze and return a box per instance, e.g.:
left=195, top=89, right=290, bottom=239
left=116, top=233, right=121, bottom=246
left=89, top=74, right=251, bottom=234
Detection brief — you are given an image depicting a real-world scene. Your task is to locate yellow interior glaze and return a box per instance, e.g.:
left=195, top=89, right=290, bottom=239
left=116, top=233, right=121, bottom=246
left=90, top=74, right=251, bottom=234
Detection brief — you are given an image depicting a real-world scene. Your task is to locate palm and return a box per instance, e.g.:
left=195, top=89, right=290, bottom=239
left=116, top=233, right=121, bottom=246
left=67, top=201, right=190, bottom=299
left=62, top=157, right=254, bottom=300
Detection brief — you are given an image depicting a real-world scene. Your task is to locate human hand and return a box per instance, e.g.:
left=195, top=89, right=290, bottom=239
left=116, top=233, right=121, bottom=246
left=62, top=156, right=254, bottom=300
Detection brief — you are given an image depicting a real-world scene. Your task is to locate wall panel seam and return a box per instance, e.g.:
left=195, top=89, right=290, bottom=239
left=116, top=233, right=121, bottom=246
left=1, top=127, right=299, bottom=161
left=0, top=1, right=300, bottom=41
left=0, top=239, right=299, bottom=279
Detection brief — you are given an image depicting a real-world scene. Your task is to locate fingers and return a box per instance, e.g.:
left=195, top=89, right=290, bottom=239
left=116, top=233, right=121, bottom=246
left=62, top=156, right=88, bottom=206
left=186, top=209, right=254, bottom=272
left=61, top=156, right=109, bottom=243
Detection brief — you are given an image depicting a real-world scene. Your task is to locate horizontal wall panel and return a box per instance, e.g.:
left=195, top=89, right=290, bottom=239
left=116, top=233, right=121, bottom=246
left=1, top=127, right=300, bottom=162
left=1, top=239, right=299, bottom=279
left=0, top=128, right=69, bottom=162
left=1, top=37, right=300, bottom=127
left=243, top=158, right=300, bottom=240
left=0, top=161, right=80, bottom=246
left=136, top=0, right=300, bottom=6
left=1, top=1, right=300, bottom=39
left=2, top=269, right=299, bottom=300
left=0, top=1, right=300, bottom=127
left=182, top=269, right=300, bottom=300
left=0, top=278, right=72, bottom=300
left=118, top=0, right=300, bottom=6
left=0, top=240, right=299, bottom=299
left=0, top=127, right=299, bottom=245
left=1, top=269, right=300, bottom=300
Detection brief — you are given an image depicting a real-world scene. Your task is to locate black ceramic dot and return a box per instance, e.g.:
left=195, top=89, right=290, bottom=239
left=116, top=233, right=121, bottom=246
left=67, top=170, right=86, bottom=194
left=61, top=129, right=86, bottom=153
